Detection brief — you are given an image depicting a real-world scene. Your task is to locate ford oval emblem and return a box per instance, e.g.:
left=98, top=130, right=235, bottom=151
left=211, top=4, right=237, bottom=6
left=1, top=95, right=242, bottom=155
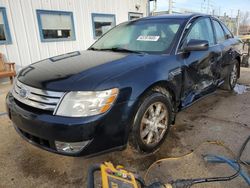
left=19, top=87, right=29, bottom=99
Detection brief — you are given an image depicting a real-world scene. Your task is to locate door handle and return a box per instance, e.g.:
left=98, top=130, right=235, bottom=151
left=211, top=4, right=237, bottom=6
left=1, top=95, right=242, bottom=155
left=229, top=48, right=233, bottom=55
left=210, top=57, right=216, bottom=62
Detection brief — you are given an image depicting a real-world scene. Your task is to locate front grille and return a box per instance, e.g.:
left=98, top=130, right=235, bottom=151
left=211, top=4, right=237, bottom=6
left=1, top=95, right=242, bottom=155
left=14, top=99, right=53, bottom=115
left=18, top=128, right=51, bottom=148
left=12, top=79, right=64, bottom=112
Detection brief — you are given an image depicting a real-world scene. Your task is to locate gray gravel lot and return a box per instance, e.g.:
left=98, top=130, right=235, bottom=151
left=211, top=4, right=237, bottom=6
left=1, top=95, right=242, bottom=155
left=0, top=68, right=249, bottom=188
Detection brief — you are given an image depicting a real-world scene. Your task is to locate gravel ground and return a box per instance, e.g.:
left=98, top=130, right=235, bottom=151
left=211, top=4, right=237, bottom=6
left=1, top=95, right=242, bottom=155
left=0, top=68, right=249, bottom=188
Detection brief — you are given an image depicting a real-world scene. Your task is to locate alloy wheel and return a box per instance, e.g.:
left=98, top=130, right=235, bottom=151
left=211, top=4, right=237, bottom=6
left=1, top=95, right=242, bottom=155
left=140, top=102, right=168, bottom=146
left=230, top=63, right=238, bottom=87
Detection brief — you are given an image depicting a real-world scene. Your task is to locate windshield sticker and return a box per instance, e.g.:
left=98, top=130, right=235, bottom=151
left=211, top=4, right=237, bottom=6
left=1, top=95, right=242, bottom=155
left=137, top=35, right=160, bottom=41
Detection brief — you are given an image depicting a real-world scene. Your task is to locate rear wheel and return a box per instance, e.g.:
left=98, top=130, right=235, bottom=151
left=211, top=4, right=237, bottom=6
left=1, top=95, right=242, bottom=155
left=242, top=55, right=249, bottom=67
left=130, top=90, right=173, bottom=153
left=221, top=59, right=239, bottom=91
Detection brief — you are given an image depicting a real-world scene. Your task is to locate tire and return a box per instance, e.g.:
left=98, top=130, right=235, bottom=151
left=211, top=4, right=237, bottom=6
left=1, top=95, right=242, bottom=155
left=242, top=55, right=249, bottom=67
left=221, top=59, right=239, bottom=91
left=130, top=90, right=173, bottom=153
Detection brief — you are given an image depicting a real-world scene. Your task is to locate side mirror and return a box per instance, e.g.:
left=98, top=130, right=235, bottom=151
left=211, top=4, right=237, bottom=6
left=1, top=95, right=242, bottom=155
left=184, top=39, right=209, bottom=52
left=225, top=34, right=232, bottom=39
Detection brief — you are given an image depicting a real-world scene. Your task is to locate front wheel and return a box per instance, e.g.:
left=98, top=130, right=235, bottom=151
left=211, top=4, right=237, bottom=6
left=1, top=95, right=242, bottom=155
left=221, top=60, right=239, bottom=91
left=130, top=90, right=173, bottom=153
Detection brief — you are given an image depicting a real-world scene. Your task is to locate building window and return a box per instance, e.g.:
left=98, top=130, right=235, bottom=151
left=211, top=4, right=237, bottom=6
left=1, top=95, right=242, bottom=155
left=128, top=12, right=143, bottom=21
left=92, top=13, right=116, bottom=39
left=0, top=7, right=12, bottom=45
left=36, top=10, right=76, bottom=42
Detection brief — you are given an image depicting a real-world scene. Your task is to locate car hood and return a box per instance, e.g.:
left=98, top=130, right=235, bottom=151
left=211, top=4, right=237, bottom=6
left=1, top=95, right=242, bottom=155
left=17, top=50, right=154, bottom=91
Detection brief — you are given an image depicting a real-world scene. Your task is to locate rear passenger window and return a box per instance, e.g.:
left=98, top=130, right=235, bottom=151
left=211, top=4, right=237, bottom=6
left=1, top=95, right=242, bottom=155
left=213, top=20, right=226, bottom=43
left=185, top=18, right=215, bottom=46
left=221, top=24, right=233, bottom=38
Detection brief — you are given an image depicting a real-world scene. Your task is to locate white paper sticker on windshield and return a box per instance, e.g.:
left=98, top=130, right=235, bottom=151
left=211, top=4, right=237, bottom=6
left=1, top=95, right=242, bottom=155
left=137, top=35, right=160, bottom=41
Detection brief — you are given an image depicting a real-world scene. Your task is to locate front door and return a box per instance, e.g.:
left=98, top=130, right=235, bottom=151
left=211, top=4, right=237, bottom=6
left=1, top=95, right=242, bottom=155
left=178, top=17, right=222, bottom=107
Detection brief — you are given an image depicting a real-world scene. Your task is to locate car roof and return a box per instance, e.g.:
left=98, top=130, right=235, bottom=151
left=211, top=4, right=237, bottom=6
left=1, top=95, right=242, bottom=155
left=140, top=13, right=210, bottom=21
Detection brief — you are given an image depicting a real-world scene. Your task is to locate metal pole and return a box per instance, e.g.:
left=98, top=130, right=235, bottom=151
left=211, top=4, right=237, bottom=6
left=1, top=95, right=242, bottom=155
left=147, top=0, right=150, bottom=16
left=236, top=10, right=240, bottom=36
left=207, top=0, right=210, bottom=14
left=169, top=0, right=173, bottom=14
left=151, top=0, right=157, bottom=15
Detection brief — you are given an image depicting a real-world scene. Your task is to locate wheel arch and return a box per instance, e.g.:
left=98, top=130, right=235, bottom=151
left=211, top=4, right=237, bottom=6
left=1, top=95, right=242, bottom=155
left=138, top=81, right=177, bottom=108
left=235, top=56, right=241, bottom=78
left=129, top=80, right=178, bottom=129
left=128, top=81, right=176, bottom=152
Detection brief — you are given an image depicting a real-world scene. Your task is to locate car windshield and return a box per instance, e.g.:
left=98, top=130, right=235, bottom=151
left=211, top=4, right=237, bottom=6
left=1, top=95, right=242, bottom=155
left=90, top=19, right=184, bottom=54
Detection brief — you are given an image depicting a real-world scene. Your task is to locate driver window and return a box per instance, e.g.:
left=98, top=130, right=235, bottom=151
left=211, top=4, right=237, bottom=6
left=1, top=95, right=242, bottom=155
left=186, top=18, right=215, bottom=46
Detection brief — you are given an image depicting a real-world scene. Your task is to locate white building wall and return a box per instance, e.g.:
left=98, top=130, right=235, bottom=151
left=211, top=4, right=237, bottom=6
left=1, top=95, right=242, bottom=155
left=0, top=0, right=148, bottom=71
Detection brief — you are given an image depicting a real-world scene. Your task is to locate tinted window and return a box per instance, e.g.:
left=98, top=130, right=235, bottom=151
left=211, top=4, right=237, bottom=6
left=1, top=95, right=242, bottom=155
left=91, top=19, right=183, bottom=53
left=186, top=18, right=215, bottom=46
left=92, top=13, right=116, bottom=39
left=213, top=20, right=226, bottom=43
left=0, top=11, right=6, bottom=41
left=37, top=10, right=75, bottom=42
left=0, top=7, right=12, bottom=44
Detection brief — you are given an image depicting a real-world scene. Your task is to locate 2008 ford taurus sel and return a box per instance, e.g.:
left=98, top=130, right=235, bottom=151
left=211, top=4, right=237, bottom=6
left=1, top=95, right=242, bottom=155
left=6, top=14, right=241, bottom=156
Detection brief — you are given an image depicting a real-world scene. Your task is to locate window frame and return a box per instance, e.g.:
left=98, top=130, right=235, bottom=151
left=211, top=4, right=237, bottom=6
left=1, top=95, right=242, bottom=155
left=211, top=19, right=227, bottom=44
left=91, top=13, right=116, bottom=39
left=0, top=7, right=12, bottom=45
left=128, top=12, right=143, bottom=21
left=36, top=9, right=76, bottom=42
left=220, top=22, right=234, bottom=39
left=178, top=16, right=216, bottom=52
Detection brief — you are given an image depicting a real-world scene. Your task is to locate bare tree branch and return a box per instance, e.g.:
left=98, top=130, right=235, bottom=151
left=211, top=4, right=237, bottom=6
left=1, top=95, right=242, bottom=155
left=241, top=11, right=250, bottom=26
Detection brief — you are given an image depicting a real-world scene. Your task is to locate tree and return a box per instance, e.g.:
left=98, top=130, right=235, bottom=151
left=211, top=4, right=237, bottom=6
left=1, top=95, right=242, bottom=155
left=239, top=11, right=250, bottom=35
left=241, top=11, right=250, bottom=26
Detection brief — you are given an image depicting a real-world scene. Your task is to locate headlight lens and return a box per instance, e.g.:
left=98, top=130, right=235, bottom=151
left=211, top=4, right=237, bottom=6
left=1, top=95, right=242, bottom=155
left=55, top=140, right=91, bottom=153
left=55, top=88, right=119, bottom=117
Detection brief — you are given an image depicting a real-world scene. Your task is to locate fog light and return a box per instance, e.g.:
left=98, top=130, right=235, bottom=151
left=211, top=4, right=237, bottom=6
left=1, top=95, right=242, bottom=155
left=55, top=140, right=91, bottom=153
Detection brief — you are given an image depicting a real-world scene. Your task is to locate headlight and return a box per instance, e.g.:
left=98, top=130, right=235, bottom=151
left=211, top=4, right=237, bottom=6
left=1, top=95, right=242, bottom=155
left=55, top=140, right=91, bottom=153
left=55, top=88, right=119, bottom=117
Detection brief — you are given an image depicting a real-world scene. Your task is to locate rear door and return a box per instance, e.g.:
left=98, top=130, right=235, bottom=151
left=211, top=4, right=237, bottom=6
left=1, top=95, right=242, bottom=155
left=178, top=17, right=222, bottom=107
left=212, top=19, right=239, bottom=80
left=212, top=19, right=232, bottom=80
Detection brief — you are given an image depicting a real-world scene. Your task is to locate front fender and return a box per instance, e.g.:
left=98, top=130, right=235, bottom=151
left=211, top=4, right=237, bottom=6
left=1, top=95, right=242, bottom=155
left=96, top=54, right=183, bottom=109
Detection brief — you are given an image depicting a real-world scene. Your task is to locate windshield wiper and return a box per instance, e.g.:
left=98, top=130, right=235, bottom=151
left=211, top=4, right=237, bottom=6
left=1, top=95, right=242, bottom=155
left=88, top=47, right=101, bottom=51
left=104, top=47, right=145, bottom=54
left=89, top=47, right=145, bottom=54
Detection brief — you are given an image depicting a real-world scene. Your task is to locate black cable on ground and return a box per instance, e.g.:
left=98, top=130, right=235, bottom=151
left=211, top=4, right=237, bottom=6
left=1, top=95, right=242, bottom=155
left=204, top=155, right=250, bottom=185
left=170, top=135, right=250, bottom=188
left=144, top=136, right=250, bottom=188
left=237, top=136, right=250, bottom=166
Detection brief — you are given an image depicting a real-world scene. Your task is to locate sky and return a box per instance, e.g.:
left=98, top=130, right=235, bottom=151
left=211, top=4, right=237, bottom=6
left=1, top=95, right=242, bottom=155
left=151, top=0, right=250, bottom=18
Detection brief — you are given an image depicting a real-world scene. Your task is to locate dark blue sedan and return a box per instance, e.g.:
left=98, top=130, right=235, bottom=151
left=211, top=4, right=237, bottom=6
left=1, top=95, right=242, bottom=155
left=6, top=14, right=241, bottom=156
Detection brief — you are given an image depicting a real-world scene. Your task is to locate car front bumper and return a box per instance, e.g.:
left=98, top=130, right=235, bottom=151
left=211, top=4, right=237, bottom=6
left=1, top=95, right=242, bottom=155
left=6, top=92, right=133, bottom=157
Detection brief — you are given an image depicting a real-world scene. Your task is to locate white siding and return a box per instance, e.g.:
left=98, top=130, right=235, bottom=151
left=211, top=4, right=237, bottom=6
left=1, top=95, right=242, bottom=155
left=0, top=0, right=148, bottom=71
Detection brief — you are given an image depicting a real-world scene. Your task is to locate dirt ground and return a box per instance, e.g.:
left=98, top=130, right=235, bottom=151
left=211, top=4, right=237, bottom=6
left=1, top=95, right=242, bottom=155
left=0, top=68, right=250, bottom=188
